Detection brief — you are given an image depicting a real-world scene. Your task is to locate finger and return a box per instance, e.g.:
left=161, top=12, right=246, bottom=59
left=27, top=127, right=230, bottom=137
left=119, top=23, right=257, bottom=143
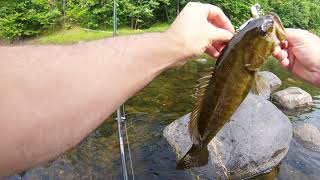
left=206, top=46, right=220, bottom=58
left=281, top=40, right=288, bottom=49
left=275, top=50, right=288, bottom=61
left=273, top=46, right=288, bottom=59
left=205, top=4, right=235, bottom=33
left=213, top=42, right=225, bottom=52
left=285, top=28, right=313, bottom=46
left=279, top=58, right=290, bottom=69
left=272, top=46, right=281, bottom=57
left=207, top=25, right=233, bottom=42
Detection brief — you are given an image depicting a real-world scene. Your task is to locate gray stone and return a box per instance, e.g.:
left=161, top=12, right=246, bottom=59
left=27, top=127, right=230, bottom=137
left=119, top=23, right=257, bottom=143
left=258, top=71, right=282, bottom=92
left=293, top=123, right=320, bottom=152
left=272, top=87, right=313, bottom=110
left=163, top=94, right=292, bottom=179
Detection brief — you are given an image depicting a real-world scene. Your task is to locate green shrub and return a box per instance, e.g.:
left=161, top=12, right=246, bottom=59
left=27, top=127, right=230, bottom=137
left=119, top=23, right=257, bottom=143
left=66, top=0, right=113, bottom=29
left=0, top=0, right=61, bottom=41
left=0, top=0, right=319, bottom=41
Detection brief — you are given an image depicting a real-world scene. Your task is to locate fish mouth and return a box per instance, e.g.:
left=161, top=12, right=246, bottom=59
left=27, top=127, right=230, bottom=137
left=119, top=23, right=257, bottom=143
left=268, top=12, right=286, bottom=42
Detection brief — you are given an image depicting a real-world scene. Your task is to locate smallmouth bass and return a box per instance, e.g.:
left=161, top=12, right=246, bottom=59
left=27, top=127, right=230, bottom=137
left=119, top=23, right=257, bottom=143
left=177, top=13, right=286, bottom=170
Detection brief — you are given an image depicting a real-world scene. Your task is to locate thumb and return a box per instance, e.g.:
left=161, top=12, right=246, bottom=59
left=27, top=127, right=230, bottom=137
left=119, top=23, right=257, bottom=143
left=207, top=25, right=233, bottom=43
left=285, top=28, right=314, bottom=46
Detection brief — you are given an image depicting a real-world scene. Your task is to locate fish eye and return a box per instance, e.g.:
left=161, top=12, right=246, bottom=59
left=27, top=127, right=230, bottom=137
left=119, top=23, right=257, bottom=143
left=259, top=19, right=274, bottom=37
left=260, top=28, right=268, bottom=36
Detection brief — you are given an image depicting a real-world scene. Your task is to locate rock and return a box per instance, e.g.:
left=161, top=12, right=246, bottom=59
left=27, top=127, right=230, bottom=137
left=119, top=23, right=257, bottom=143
left=293, top=123, right=320, bottom=151
left=195, top=58, right=208, bottom=64
left=258, top=71, right=282, bottom=92
left=163, top=94, right=292, bottom=179
left=272, top=87, right=313, bottom=111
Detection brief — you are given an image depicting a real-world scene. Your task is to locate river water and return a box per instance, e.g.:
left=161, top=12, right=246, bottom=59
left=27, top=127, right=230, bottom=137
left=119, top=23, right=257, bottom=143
left=7, top=58, right=320, bottom=180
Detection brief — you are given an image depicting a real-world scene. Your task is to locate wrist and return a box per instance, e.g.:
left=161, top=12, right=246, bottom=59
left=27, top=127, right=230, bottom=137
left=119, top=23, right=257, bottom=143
left=163, top=29, right=192, bottom=66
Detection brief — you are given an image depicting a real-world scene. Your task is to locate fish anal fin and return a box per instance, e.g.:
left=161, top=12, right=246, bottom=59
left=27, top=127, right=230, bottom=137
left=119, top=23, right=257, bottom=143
left=189, top=69, right=214, bottom=144
left=251, top=72, right=270, bottom=95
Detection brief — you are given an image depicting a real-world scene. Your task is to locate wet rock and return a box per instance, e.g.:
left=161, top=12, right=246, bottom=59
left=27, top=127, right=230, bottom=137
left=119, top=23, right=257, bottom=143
left=272, top=87, right=313, bottom=110
left=258, top=71, right=282, bottom=92
left=163, top=94, right=292, bottom=179
left=293, top=123, right=320, bottom=152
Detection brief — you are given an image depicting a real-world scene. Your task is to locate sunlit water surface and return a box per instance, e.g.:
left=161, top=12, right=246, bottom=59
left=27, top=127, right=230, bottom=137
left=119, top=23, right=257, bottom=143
left=6, top=59, right=320, bottom=180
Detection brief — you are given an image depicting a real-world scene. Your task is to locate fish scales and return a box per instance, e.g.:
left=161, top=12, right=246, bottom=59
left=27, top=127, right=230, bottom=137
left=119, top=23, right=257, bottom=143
left=177, top=13, right=286, bottom=170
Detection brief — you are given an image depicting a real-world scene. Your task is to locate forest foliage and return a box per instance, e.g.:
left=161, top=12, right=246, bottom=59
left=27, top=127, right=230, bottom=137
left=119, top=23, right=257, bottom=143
left=0, top=0, right=319, bottom=41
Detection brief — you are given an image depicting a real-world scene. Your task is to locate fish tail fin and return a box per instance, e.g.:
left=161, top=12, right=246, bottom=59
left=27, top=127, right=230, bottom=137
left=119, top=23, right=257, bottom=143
left=176, top=145, right=209, bottom=170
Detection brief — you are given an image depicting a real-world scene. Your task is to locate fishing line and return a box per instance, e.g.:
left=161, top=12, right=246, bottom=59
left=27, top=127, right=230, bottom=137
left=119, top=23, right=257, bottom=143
left=124, top=121, right=136, bottom=180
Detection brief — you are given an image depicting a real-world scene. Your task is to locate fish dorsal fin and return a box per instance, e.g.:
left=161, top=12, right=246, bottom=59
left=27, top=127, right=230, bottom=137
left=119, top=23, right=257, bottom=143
left=251, top=72, right=269, bottom=95
left=189, top=68, right=214, bottom=145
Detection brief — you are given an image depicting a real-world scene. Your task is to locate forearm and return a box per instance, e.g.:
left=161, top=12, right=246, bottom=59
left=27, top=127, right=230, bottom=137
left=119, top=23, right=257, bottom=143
left=0, top=32, right=184, bottom=176
left=0, top=2, right=235, bottom=176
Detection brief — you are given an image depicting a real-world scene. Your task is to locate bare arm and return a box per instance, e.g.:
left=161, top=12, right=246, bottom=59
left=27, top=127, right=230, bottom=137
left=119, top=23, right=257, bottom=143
left=0, top=2, right=234, bottom=177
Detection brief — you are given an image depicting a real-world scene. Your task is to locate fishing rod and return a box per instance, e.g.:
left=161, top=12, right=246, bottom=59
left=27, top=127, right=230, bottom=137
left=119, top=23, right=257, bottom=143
left=113, top=1, right=135, bottom=180
left=113, top=0, right=128, bottom=179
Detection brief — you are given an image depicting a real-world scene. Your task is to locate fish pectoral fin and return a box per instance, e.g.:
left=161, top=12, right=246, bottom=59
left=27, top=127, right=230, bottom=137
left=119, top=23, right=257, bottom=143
left=189, top=69, right=214, bottom=144
left=251, top=72, right=270, bottom=95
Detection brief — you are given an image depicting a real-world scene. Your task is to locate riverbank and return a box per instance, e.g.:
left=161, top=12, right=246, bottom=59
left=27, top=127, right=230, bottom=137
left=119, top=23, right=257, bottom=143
left=7, top=23, right=169, bottom=45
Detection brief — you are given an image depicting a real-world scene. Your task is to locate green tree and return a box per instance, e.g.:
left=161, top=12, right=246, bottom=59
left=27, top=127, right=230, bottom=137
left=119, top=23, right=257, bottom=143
left=0, top=0, right=61, bottom=41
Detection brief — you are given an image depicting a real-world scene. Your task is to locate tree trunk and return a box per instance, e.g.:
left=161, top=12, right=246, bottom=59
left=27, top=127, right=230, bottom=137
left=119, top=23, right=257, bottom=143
left=62, top=0, right=66, bottom=26
left=135, top=19, right=138, bottom=30
left=176, top=0, right=180, bottom=16
left=164, top=5, right=169, bottom=22
left=131, top=16, right=134, bottom=29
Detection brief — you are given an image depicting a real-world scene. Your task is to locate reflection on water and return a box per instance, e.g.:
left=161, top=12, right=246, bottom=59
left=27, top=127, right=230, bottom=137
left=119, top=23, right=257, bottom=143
left=8, top=58, right=320, bottom=179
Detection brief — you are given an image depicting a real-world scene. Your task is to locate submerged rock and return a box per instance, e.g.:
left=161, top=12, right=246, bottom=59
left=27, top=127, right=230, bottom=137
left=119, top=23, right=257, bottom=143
left=293, top=123, right=320, bottom=152
left=163, top=94, right=292, bottom=179
left=272, top=87, right=313, bottom=111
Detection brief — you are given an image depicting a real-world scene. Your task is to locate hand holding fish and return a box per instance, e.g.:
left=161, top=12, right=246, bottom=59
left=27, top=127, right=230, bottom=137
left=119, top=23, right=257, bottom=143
left=273, top=28, right=320, bottom=86
left=166, top=2, right=235, bottom=65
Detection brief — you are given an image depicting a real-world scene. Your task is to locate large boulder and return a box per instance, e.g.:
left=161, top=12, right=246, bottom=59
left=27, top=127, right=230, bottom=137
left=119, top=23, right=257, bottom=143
left=163, top=94, right=292, bottom=179
left=293, top=123, right=320, bottom=152
left=272, top=87, right=313, bottom=111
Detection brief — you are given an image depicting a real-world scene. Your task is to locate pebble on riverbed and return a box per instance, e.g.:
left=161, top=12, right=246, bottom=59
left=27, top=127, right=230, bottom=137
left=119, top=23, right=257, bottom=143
left=272, top=87, right=313, bottom=111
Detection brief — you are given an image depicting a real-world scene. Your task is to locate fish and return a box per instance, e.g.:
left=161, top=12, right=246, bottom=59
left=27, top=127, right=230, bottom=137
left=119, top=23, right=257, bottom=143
left=176, top=13, right=286, bottom=170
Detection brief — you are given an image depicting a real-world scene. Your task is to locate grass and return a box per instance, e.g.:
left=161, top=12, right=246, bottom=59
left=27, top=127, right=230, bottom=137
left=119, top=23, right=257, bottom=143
left=34, top=23, right=170, bottom=45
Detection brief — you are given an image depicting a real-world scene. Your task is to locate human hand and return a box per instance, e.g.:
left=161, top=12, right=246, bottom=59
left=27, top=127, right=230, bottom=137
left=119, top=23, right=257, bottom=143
left=273, top=28, right=320, bottom=86
left=166, top=2, right=234, bottom=63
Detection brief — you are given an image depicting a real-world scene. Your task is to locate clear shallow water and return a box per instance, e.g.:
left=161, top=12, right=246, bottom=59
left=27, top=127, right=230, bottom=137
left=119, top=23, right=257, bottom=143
left=7, top=59, right=320, bottom=180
